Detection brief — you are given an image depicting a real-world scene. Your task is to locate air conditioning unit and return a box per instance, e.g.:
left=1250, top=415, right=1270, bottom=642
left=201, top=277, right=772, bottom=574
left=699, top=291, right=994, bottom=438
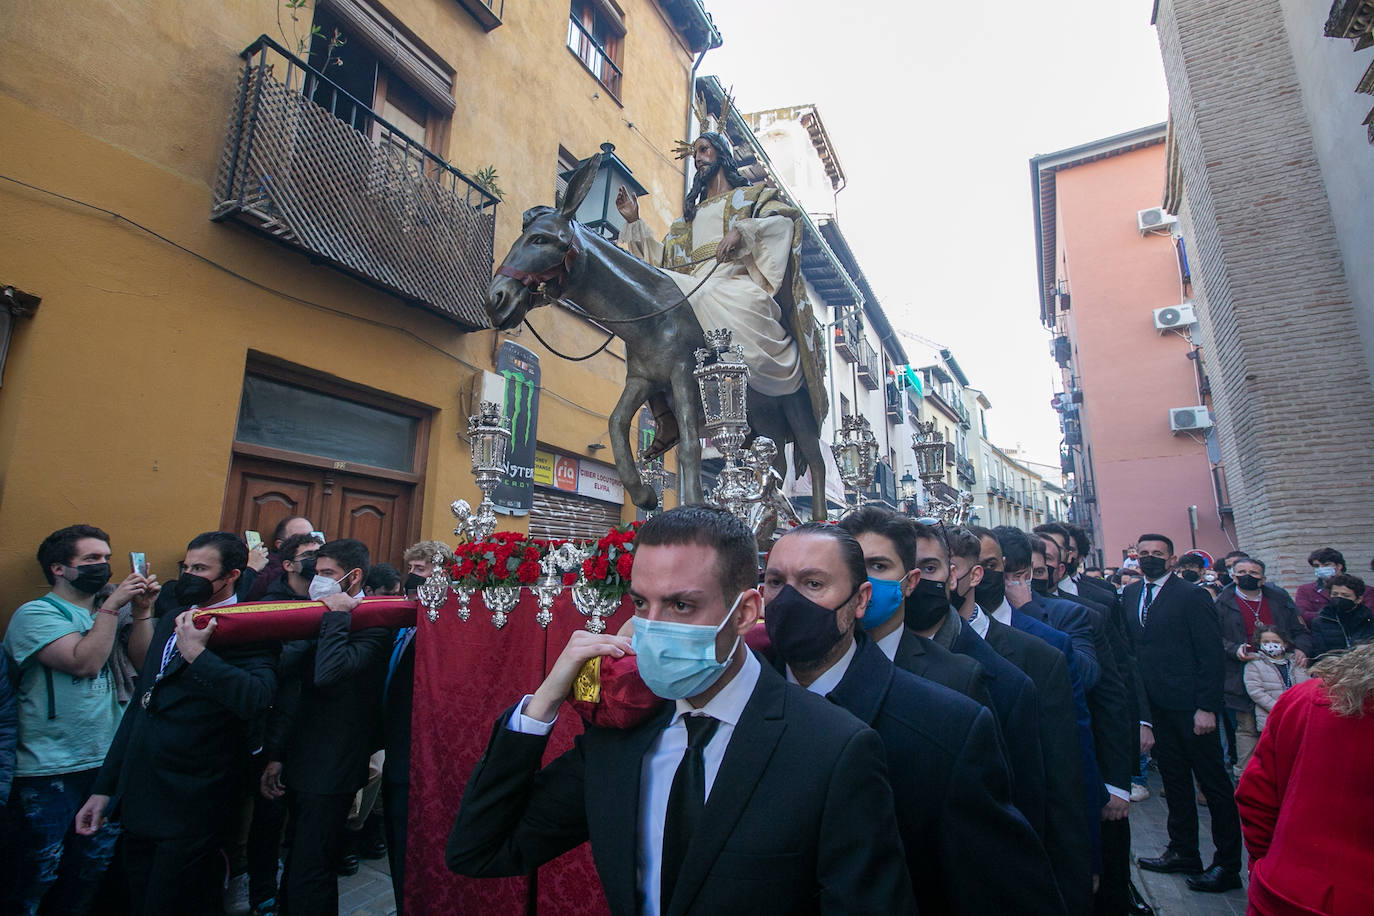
left=1138, top=207, right=1178, bottom=234
left=1169, top=406, right=1213, bottom=432
left=1153, top=303, right=1196, bottom=330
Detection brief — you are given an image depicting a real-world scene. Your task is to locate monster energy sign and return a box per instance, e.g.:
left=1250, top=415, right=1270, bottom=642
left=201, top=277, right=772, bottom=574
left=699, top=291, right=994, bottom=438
left=492, top=340, right=540, bottom=515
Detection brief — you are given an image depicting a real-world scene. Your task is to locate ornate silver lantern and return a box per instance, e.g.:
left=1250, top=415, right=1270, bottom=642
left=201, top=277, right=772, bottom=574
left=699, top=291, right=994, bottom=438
left=910, top=420, right=973, bottom=525
left=833, top=413, right=878, bottom=508
left=694, top=329, right=750, bottom=458
left=637, top=457, right=670, bottom=515
left=453, top=400, right=511, bottom=544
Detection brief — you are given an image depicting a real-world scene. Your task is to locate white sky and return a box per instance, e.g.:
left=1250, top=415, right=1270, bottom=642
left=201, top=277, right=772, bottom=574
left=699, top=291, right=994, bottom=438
left=702, top=0, right=1169, bottom=467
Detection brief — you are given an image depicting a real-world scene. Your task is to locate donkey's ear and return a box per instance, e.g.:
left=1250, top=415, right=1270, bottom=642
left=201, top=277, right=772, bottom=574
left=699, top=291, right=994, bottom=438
left=559, top=153, right=603, bottom=219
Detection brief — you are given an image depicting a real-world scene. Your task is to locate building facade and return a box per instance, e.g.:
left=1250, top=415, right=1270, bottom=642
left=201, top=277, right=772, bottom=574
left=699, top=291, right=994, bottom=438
left=1151, top=0, right=1374, bottom=586
left=1031, top=124, right=1230, bottom=569
left=0, top=0, right=719, bottom=617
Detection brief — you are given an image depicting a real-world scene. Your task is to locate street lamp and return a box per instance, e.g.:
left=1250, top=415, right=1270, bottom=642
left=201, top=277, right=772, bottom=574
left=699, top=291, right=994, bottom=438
left=833, top=413, right=878, bottom=509
left=899, top=469, right=920, bottom=515
left=452, top=400, right=511, bottom=544
left=559, top=142, right=648, bottom=240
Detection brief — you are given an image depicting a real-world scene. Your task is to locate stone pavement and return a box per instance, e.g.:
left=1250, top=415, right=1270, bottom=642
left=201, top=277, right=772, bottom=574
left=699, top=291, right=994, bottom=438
left=340, top=764, right=1254, bottom=915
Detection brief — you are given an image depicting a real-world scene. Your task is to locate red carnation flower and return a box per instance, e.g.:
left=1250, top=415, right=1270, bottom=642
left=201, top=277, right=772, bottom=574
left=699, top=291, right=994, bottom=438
left=516, top=560, right=540, bottom=584
left=594, top=556, right=610, bottom=579
left=563, top=571, right=579, bottom=586
left=616, top=553, right=633, bottom=579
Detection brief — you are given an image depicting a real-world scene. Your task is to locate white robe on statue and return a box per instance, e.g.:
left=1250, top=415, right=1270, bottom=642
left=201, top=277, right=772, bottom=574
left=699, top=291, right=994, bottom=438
left=621, top=193, right=804, bottom=397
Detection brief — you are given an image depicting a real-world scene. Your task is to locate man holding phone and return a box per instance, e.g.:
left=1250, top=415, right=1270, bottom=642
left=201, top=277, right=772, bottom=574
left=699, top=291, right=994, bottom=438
left=2, top=524, right=158, bottom=914
left=244, top=516, right=316, bottom=601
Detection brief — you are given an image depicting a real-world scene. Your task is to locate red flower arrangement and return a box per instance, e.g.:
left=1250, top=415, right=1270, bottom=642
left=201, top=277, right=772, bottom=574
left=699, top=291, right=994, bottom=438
left=576, top=520, right=643, bottom=603
left=448, top=531, right=551, bottom=591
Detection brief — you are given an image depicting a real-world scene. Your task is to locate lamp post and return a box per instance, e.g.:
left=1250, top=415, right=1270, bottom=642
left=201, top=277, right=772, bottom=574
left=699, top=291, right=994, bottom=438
left=911, top=419, right=972, bottom=525
left=833, top=413, right=878, bottom=510
left=558, top=142, right=648, bottom=240
left=899, top=469, right=920, bottom=516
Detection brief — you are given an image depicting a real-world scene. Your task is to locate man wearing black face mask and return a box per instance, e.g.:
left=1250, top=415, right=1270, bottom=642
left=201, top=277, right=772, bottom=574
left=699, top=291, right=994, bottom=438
left=2, top=524, right=158, bottom=914
left=261, top=532, right=324, bottom=600
left=765, top=523, right=1062, bottom=916
left=1216, top=551, right=1248, bottom=589
left=1175, top=553, right=1207, bottom=585
left=1121, top=534, right=1242, bottom=894
left=77, top=531, right=280, bottom=914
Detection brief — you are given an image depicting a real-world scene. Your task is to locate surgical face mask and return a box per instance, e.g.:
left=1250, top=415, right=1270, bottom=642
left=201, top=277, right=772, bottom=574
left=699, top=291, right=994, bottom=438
left=904, top=577, right=952, bottom=631
left=309, top=572, right=351, bottom=601
left=64, top=562, right=112, bottom=595
left=973, top=569, right=1005, bottom=611
left=766, top=583, right=858, bottom=667
left=1235, top=574, right=1262, bottom=592
left=293, top=555, right=318, bottom=580
left=1330, top=597, right=1358, bottom=615
left=1179, top=569, right=1202, bottom=583
left=1030, top=577, right=1052, bottom=597
left=1136, top=555, right=1168, bottom=580
left=862, top=575, right=906, bottom=632
left=632, top=592, right=742, bottom=700
left=1315, top=565, right=1337, bottom=581
left=1260, top=641, right=1285, bottom=658
left=175, top=571, right=217, bottom=607
left=403, top=572, right=427, bottom=593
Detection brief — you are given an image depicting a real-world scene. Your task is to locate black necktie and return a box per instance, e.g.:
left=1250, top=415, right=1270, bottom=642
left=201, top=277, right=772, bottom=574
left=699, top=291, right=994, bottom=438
left=1142, top=583, right=1156, bottom=625
left=661, top=714, right=720, bottom=913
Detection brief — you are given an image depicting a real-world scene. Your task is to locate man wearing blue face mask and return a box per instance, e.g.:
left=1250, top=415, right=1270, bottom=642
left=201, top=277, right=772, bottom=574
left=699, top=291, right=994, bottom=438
left=448, top=505, right=916, bottom=915
left=764, top=522, right=1063, bottom=916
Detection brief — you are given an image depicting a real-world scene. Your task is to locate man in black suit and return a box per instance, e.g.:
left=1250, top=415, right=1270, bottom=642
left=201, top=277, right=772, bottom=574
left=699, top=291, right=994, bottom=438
left=837, top=507, right=993, bottom=709
left=262, top=538, right=392, bottom=916
left=1122, top=534, right=1242, bottom=894
left=76, top=532, right=280, bottom=915
left=448, top=506, right=914, bottom=915
left=765, top=522, right=1062, bottom=916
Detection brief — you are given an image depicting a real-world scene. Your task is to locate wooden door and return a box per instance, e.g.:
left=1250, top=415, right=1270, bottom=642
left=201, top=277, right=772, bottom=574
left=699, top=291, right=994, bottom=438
left=223, top=456, right=415, bottom=568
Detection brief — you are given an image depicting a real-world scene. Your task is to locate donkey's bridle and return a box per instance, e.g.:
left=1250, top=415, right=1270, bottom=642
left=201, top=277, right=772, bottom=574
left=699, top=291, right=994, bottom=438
left=495, top=236, right=581, bottom=291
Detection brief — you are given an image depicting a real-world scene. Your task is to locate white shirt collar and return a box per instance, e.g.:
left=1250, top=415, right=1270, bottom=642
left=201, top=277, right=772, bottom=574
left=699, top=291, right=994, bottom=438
left=673, top=645, right=760, bottom=729
left=1147, top=572, right=1171, bottom=589
left=1059, top=577, right=1079, bottom=596
left=992, top=599, right=1014, bottom=626
left=968, top=604, right=990, bottom=638
left=875, top=625, right=904, bottom=661
left=786, top=638, right=857, bottom=696
left=193, top=593, right=239, bottom=611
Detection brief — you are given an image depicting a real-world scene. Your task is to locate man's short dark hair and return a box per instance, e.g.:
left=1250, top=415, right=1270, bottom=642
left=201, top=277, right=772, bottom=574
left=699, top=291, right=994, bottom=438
left=913, top=520, right=948, bottom=564
left=1065, top=523, right=1092, bottom=556
left=316, top=538, right=371, bottom=580
left=1178, top=553, right=1208, bottom=570
left=279, top=532, right=324, bottom=563
left=944, top=526, right=982, bottom=564
left=1307, top=547, right=1345, bottom=569
left=837, top=506, right=918, bottom=573
left=187, top=531, right=250, bottom=575
left=271, top=515, right=310, bottom=547
left=1033, top=522, right=1071, bottom=548
left=993, top=526, right=1034, bottom=574
left=965, top=524, right=996, bottom=544
left=1138, top=533, right=1175, bottom=555
left=1223, top=550, right=1249, bottom=565
left=635, top=505, right=758, bottom=600
left=37, top=524, right=112, bottom=585
left=365, top=563, right=402, bottom=594
left=1329, top=573, right=1365, bottom=598
left=1084, top=566, right=1102, bottom=575
left=777, top=522, right=868, bottom=593
left=1232, top=556, right=1266, bottom=575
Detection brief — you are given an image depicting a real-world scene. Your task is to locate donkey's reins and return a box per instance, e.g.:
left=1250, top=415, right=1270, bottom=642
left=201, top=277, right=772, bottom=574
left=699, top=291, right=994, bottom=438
left=520, top=256, right=722, bottom=361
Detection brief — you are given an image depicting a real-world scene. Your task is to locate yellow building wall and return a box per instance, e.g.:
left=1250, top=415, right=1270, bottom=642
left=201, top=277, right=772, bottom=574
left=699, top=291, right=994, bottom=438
left=0, top=0, right=700, bottom=620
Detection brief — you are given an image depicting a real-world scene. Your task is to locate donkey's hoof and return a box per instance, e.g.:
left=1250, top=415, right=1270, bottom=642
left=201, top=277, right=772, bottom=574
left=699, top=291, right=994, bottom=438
left=630, top=483, right=658, bottom=510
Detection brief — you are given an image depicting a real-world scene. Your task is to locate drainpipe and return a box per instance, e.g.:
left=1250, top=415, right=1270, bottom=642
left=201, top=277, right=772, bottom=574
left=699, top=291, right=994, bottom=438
left=685, top=47, right=709, bottom=199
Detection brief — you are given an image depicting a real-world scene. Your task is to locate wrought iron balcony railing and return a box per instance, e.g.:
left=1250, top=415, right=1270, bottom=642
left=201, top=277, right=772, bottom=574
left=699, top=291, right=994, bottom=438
left=212, top=36, right=499, bottom=330
left=856, top=338, right=880, bottom=390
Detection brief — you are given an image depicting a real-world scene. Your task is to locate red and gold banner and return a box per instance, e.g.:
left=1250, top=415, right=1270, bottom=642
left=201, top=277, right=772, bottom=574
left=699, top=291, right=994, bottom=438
left=192, top=596, right=419, bottom=644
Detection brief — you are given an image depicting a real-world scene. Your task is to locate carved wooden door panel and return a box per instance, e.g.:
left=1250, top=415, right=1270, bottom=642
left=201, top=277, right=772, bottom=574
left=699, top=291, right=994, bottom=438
left=326, top=473, right=412, bottom=570
left=223, top=458, right=322, bottom=548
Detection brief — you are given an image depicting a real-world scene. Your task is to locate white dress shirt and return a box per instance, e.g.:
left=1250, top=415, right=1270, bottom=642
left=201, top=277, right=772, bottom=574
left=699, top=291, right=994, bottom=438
left=1138, top=572, right=1171, bottom=625
left=967, top=604, right=989, bottom=638
left=507, top=648, right=762, bottom=916
left=1059, top=576, right=1080, bottom=597
left=875, top=625, right=905, bottom=662
left=991, top=599, right=1014, bottom=626
left=784, top=637, right=857, bottom=696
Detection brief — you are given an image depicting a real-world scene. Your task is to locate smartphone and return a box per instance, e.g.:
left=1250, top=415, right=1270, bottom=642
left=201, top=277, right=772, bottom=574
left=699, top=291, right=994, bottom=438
left=130, top=552, right=149, bottom=577
left=245, top=530, right=263, bottom=550
left=311, top=530, right=325, bottom=542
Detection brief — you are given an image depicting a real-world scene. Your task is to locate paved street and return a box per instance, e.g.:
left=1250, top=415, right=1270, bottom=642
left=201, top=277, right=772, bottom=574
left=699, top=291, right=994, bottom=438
left=340, top=762, right=1251, bottom=915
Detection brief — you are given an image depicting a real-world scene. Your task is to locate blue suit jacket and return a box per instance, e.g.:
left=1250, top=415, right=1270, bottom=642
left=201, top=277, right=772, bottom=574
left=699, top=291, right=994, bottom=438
left=948, top=617, right=1046, bottom=836
left=1021, top=593, right=1100, bottom=691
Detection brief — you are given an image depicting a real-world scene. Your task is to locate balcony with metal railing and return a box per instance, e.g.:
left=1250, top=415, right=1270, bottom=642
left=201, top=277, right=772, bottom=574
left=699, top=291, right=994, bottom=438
left=834, top=313, right=860, bottom=362
left=212, top=37, right=499, bottom=330
left=856, top=338, right=880, bottom=390
left=885, top=381, right=902, bottom=422
left=956, top=455, right=976, bottom=485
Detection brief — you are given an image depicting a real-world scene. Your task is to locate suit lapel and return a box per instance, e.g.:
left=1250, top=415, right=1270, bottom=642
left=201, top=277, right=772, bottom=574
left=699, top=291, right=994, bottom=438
left=586, top=703, right=674, bottom=916
left=893, top=627, right=924, bottom=671
left=828, top=636, right=890, bottom=726
left=667, top=665, right=787, bottom=916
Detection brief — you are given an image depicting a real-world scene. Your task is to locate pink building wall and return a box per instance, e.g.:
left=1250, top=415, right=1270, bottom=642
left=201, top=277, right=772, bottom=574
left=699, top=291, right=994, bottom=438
left=1054, top=145, right=1230, bottom=565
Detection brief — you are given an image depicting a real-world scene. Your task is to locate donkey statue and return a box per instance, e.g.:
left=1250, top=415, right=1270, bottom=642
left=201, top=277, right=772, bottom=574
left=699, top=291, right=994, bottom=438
left=484, top=153, right=827, bottom=518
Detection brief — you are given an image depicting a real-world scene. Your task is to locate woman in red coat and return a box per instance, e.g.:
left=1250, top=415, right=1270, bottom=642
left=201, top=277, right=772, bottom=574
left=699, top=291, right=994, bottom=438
left=1235, top=641, right=1374, bottom=915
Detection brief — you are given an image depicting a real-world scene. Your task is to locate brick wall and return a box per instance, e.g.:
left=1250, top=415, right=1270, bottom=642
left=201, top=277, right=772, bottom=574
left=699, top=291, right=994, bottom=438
left=1156, top=0, right=1374, bottom=589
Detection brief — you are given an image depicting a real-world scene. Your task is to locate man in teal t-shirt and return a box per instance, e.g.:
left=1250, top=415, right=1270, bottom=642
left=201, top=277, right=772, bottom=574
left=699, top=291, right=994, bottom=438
left=0, top=524, right=158, bottom=915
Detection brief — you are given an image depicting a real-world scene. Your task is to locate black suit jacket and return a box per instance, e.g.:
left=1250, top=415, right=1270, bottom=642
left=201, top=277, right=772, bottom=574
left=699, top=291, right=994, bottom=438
left=945, top=615, right=1046, bottom=837
left=1121, top=575, right=1225, bottom=714
left=267, top=610, right=391, bottom=796
left=838, top=635, right=1065, bottom=916
left=448, top=658, right=916, bottom=916
left=981, top=618, right=1091, bottom=916
left=1054, top=591, right=1136, bottom=792
left=893, top=627, right=994, bottom=710
left=93, top=608, right=279, bottom=839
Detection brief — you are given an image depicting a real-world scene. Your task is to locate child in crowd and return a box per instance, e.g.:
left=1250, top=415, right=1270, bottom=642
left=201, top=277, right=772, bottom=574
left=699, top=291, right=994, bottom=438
left=1244, top=626, right=1309, bottom=732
